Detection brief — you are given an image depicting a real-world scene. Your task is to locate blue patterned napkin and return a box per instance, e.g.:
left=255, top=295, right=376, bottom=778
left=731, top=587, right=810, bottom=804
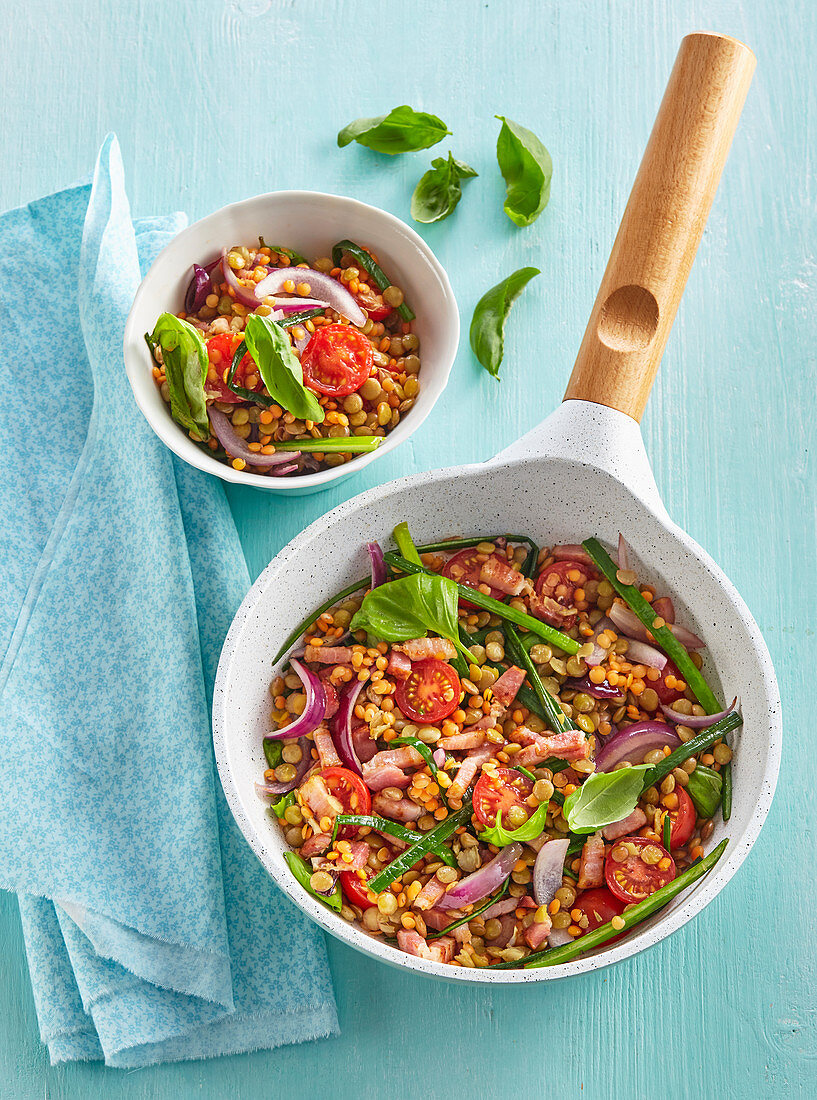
left=0, top=136, right=337, bottom=1067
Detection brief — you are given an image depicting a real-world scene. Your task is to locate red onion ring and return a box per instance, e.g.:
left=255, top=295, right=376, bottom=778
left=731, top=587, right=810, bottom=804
left=608, top=600, right=704, bottom=650
left=548, top=927, right=574, bottom=947
left=437, top=844, right=523, bottom=910
left=255, top=267, right=366, bottom=326
left=254, top=736, right=312, bottom=797
left=617, top=532, right=632, bottom=572
left=208, top=408, right=300, bottom=469
left=584, top=615, right=614, bottom=668
left=622, top=638, right=667, bottom=670
left=564, top=674, right=623, bottom=701
left=185, top=264, right=212, bottom=313
left=329, top=679, right=367, bottom=775
left=271, top=296, right=330, bottom=312
left=532, top=838, right=569, bottom=907
left=367, top=542, right=387, bottom=588
left=595, top=721, right=681, bottom=772
left=264, top=658, right=326, bottom=741
left=220, top=246, right=264, bottom=307
left=480, top=896, right=520, bottom=921
left=661, top=697, right=738, bottom=729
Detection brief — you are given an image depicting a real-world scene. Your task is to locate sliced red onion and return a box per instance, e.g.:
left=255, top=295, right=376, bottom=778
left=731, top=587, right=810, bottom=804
left=608, top=598, right=704, bottom=649
left=661, top=696, right=738, bottom=729
left=667, top=622, right=704, bottom=649
left=209, top=408, right=300, bottom=468
left=255, top=267, right=366, bottom=326
left=255, top=736, right=312, bottom=797
left=622, top=638, right=667, bottom=670
left=329, top=679, right=367, bottom=775
left=437, top=843, right=523, bottom=910
left=595, top=721, right=681, bottom=772
left=480, top=896, right=519, bottom=921
left=432, top=747, right=446, bottom=767
left=652, top=596, right=675, bottom=624
left=221, top=246, right=264, bottom=307
left=564, top=674, right=623, bottom=701
left=617, top=532, right=632, bottom=572
left=270, top=462, right=300, bottom=477
left=185, top=264, right=212, bottom=313
left=532, top=838, right=570, bottom=907
left=550, top=544, right=596, bottom=570
left=367, top=542, right=387, bottom=588
left=584, top=615, right=614, bottom=668
left=271, top=296, right=330, bottom=312
left=548, top=927, right=574, bottom=947
left=264, top=659, right=326, bottom=741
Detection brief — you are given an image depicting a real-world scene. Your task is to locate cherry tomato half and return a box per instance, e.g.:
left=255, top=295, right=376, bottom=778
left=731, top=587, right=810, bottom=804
left=667, top=785, right=696, bottom=849
left=354, top=281, right=392, bottom=320
left=300, top=324, right=373, bottom=397
left=572, top=887, right=625, bottom=934
left=473, top=768, right=534, bottom=829
left=339, top=868, right=378, bottom=909
left=394, top=659, right=461, bottom=723
left=319, top=766, right=371, bottom=838
left=534, top=559, right=597, bottom=629
left=652, top=657, right=687, bottom=706
left=441, top=549, right=505, bottom=610
left=605, top=835, right=676, bottom=904
left=205, top=333, right=260, bottom=404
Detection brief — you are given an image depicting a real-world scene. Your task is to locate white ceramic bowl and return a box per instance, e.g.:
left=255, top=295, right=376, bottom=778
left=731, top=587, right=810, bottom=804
left=213, top=401, right=781, bottom=984
left=123, top=191, right=459, bottom=495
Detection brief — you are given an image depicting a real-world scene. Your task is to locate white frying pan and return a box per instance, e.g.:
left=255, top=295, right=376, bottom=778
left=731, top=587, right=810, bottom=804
left=213, top=33, right=781, bottom=983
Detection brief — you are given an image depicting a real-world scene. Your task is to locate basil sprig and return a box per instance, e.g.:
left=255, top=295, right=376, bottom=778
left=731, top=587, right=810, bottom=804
left=478, top=803, right=549, bottom=847
left=470, top=267, right=540, bottom=379
left=349, top=572, right=473, bottom=663
left=562, top=765, right=651, bottom=834
left=338, top=105, right=450, bottom=154
left=243, top=314, right=325, bottom=423
left=411, top=153, right=478, bottom=223
left=146, top=313, right=209, bottom=439
left=495, top=115, right=553, bottom=227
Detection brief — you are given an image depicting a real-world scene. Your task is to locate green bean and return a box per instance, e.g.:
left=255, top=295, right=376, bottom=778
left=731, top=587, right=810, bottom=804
left=384, top=553, right=580, bottom=654
left=272, top=575, right=370, bottom=664
left=640, top=714, right=742, bottom=792
left=426, top=881, right=509, bottom=940
left=331, top=240, right=416, bottom=321
left=266, top=436, right=381, bottom=453
left=722, top=762, right=733, bottom=822
left=582, top=538, right=721, bottom=713
left=663, top=810, right=672, bottom=850
left=414, top=534, right=537, bottom=557
left=330, top=814, right=456, bottom=867
left=393, top=522, right=422, bottom=565
left=504, top=624, right=577, bottom=735
left=368, top=803, right=473, bottom=893
left=491, top=839, right=728, bottom=968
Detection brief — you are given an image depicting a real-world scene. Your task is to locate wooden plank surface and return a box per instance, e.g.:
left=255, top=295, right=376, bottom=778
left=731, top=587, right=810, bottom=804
left=1, top=1, right=814, bottom=1096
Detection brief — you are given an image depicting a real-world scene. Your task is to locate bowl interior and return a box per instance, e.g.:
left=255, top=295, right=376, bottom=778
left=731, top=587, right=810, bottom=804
left=124, top=191, right=459, bottom=492
left=213, top=455, right=780, bottom=982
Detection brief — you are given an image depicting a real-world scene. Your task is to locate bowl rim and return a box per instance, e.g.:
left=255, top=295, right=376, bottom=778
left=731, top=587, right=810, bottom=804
left=122, top=188, right=460, bottom=491
left=212, top=452, right=782, bottom=984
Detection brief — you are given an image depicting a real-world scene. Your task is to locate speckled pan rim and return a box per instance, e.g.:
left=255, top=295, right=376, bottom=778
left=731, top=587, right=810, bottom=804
left=213, top=451, right=782, bottom=984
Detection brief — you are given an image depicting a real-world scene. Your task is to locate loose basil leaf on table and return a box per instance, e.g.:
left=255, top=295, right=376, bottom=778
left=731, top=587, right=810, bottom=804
left=337, top=105, right=451, bottom=154
left=349, top=572, right=471, bottom=662
left=495, top=115, right=553, bottom=227
left=563, top=765, right=651, bottom=834
left=469, top=267, right=540, bottom=379
left=147, top=313, right=210, bottom=440
left=411, top=152, right=478, bottom=223
left=242, top=313, right=325, bottom=423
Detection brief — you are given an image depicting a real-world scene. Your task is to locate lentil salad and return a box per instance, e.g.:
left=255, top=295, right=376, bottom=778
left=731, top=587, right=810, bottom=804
left=145, top=240, right=420, bottom=477
left=258, top=526, right=739, bottom=969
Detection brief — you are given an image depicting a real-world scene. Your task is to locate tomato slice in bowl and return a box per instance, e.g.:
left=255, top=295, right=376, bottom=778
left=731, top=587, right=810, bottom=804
left=301, top=324, right=373, bottom=397
left=473, top=767, right=535, bottom=829
left=205, top=333, right=260, bottom=403
left=533, top=559, right=596, bottom=629
left=441, top=549, right=505, bottom=609
left=667, top=785, right=696, bottom=849
left=340, top=867, right=378, bottom=909
left=652, top=657, right=687, bottom=705
left=605, top=835, right=676, bottom=904
left=395, top=659, right=461, bottom=723
left=354, top=281, right=392, bottom=320
left=319, top=765, right=371, bottom=838
left=571, top=887, right=625, bottom=933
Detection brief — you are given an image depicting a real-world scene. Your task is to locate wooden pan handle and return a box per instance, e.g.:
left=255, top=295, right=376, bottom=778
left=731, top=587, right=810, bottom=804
left=563, top=32, right=755, bottom=421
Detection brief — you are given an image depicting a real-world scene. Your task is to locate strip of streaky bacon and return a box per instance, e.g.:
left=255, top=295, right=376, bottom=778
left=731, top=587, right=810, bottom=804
left=479, top=556, right=526, bottom=596
left=449, top=744, right=493, bottom=800
left=515, top=728, right=589, bottom=767
left=397, top=929, right=456, bottom=963
left=450, top=923, right=472, bottom=944
left=372, top=791, right=422, bottom=823
left=438, top=730, right=489, bottom=751
left=366, top=746, right=424, bottom=770
left=361, top=764, right=411, bottom=791
left=529, top=592, right=575, bottom=628
left=578, top=833, right=605, bottom=889
left=313, top=724, right=341, bottom=768
left=550, top=544, right=597, bottom=570
left=490, top=665, right=527, bottom=710
left=413, top=877, right=446, bottom=911
left=300, top=774, right=344, bottom=822
left=299, top=832, right=332, bottom=859
left=423, top=908, right=451, bottom=931
left=602, top=807, right=648, bottom=841
left=387, top=650, right=412, bottom=681
left=392, top=637, right=456, bottom=662
left=524, top=916, right=553, bottom=950
left=304, top=644, right=354, bottom=665
left=339, top=840, right=370, bottom=871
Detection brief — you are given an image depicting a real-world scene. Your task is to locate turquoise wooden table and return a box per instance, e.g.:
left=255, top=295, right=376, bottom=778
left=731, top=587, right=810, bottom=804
left=1, top=1, right=814, bottom=1096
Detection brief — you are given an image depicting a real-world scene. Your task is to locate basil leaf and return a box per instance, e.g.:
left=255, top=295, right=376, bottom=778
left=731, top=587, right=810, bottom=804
left=243, top=314, right=325, bottom=423
left=478, top=803, right=549, bottom=847
left=411, top=153, right=478, bottom=223
left=283, top=850, right=342, bottom=912
left=495, top=115, right=553, bottom=227
left=270, top=790, right=295, bottom=818
left=469, top=267, right=540, bottom=379
left=148, top=313, right=209, bottom=440
left=338, top=105, right=450, bottom=154
left=563, top=766, right=651, bottom=834
left=685, top=765, right=723, bottom=819
left=350, top=572, right=469, bottom=660
left=263, top=740, right=283, bottom=769
left=258, top=238, right=308, bottom=266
